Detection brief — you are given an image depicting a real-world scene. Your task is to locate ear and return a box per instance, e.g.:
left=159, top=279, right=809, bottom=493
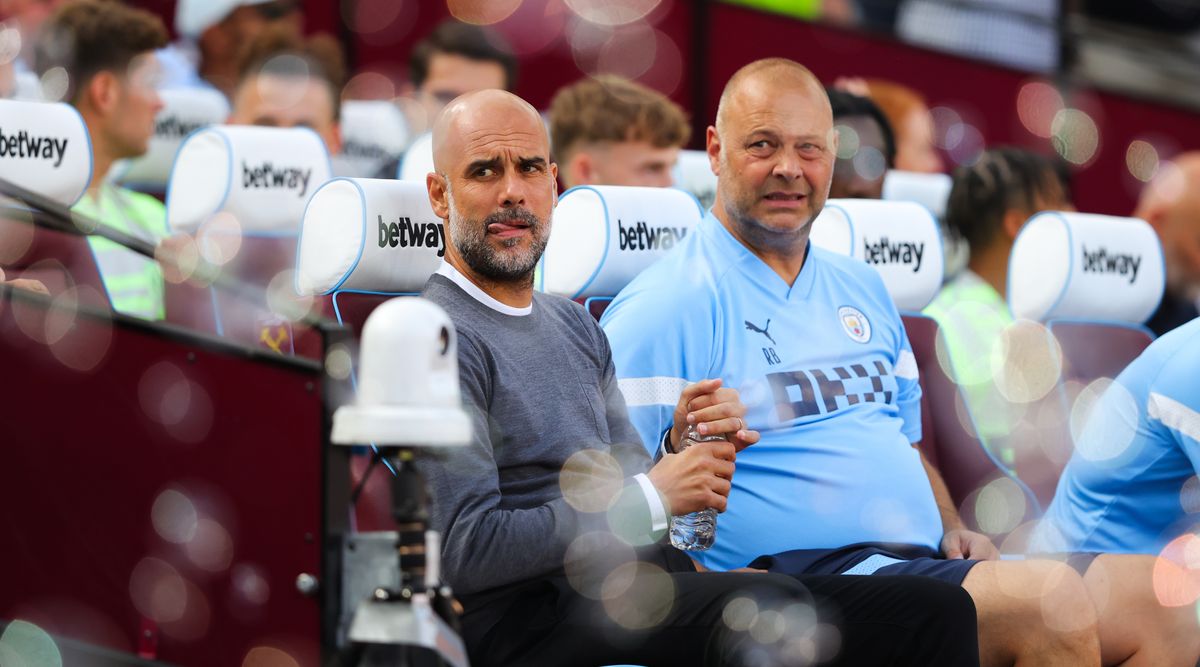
left=566, top=151, right=592, bottom=187
left=1139, top=205, right=1167, bottom=233
left=705, top=125, right=720, bottom=176
left=550, top=161, right=559, bottom=207
left=84, top=71, right=119, bottom=114
left=327, top=122, right=343, bottom=155
left=1002, top=209, right=1028, bottom=241
left=427, top=172, right=450, bottom=220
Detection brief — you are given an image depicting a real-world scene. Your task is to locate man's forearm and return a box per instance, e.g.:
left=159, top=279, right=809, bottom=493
left=918, top=447, right=965, bottom=532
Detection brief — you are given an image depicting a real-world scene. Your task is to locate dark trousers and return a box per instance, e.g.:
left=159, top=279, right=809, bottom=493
left=461, top=547, right=979, bottom=666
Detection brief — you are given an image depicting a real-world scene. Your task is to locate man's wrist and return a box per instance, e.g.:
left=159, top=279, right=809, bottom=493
left=659, top=426, right=676, bottom=456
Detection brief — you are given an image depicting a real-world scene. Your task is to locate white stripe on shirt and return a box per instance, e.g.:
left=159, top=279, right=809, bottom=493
left=894, top=350, right=920, bottom=381
left=1148, top=392, right=1200, bottom=443
left=618, top=376, right=690, bottom=407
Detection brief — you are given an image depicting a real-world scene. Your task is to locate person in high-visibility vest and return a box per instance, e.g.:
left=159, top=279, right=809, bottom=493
left=35, top=0, right=170, bottom=320
left=923, top=147, right=1073, bottom=464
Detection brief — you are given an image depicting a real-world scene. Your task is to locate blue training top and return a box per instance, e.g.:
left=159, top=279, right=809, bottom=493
left=1039, top=317, right=1200, bottom=555
left=601, top=212, right=943, bottom=571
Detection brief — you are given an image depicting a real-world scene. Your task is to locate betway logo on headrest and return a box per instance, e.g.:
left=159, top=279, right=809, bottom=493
left=378, top=215, right=445, bottom=257
left=156, top=115, right=204, bottom=140
left=1082, top=245, right=1141, bottom=284
left=862, top=236, right=924, bottom=273
left=241, top=161, right=312, bottom=198
left=342, top=139, right=396, bottom=161
left=0, top=127, right=69, bottom=167
left=618, top=219, right=688, bottom=251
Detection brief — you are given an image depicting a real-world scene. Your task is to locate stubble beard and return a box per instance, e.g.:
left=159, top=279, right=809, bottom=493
left=446, top=187, right=549, bottom=285
left=718, top=156, right=816, bottom=255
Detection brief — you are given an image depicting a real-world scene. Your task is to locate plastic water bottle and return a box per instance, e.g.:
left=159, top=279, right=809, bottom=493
left=669, top=423, right=722, bottom=551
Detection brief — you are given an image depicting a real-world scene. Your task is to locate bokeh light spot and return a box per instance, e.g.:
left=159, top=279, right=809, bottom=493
left=341, top=72, right=396, bottom=102
left=930, top=106, right=963, bottom=150
left=1153, top=534, right=1200, bottom=607
left=0, top=24, right=21, bottom=67
left=991, top=320, right=1062, bottom=404
left=1182, top=477, right=1200, bottom=514
left=161, top=579, right=211, bottom=642
left=947, top=124, right=984, bottom=166
left=723, top=596, right=758, bottom=632
left=242, top=646, right=301, bottom=667
left=129, top=557, right=188, bottom=623
left=39, top=67, right=68, bottom=102
left=974, top=477, right=1027, bottom=535
left=834, top=124, right=860, bottom=160
left=186, top=517, right=234, bottom=573
left=152, top=488, right=199, bottom=544
left=267, top=270, right=315, bottom=322
left=1051, top=109, right=1100, bottom=166
left=852, top=146, right=887, bottom=182
left=566, top=0, right=663, bottom=26
left=0, top=620, right=61, bottom=667
left=1016, top=81, right=1064, bottom=139
left=325, top=343, right=353, bottom=381
left=138, top=361, right=214, bottom=444
left=600, top=561, right=674, bottom=629
left=232, top=563, right=271, bottom=606
left=197, top=212, right=243, bottom=267
left=559, top=449, right=623, bottom=513
left=749, top=609, right=786, bottom=644
left=1070, top=378, right=1138, bottom=463
left=46, top=286, right=111, bottom=372
left=1126, top=140, right=1160, bottom=183
left=448, top=0, right=523, bottom=25
left=563, top=531, right=635, bottom=600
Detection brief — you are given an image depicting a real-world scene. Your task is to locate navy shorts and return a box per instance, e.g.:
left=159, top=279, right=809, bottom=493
left=747, top=542, right=981, bottom=586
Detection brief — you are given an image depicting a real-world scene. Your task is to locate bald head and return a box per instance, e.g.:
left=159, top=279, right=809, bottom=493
left=716, top=58, right=830, bottom=138
left=1135, top=151, right=1200, bottom=294
left=704, top=58, right=837, bottom=275
left=432, top=89, right=547, bottom=174
left=425, top=88, right=558, bottom=291
left=1135, top=152, right=1200, bottom=220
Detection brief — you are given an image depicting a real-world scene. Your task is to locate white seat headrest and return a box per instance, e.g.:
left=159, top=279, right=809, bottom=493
left=334, top=100, right=410, bottom=177
left=541, top=185, right=703, bottom=299
left=672, top=149, right=717, bottom=208
left=295, top=178, right=444, bottom=296
left=115, top=87, right=229, bottom=189
left=166, top=125, right=331, bottom=236
left=0, top=99, right=91, bottom=207
left=1007, top=212, right=1164, bottom=324
left=882, top=170, right=952, bottom=219
left=397, top=132, right=434, bottom=182
left=810, top=199, right=945, bottom=311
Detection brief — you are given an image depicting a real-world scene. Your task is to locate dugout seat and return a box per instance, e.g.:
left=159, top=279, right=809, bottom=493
left=811, top=199, right=1037, bottom=523
left=0, top=99, right=108, bottom=309
left=164, top=124, right=332, bottom=355
left=1005, top=211, right=1164, bottom=507
left=881, top=169, right=967, bottom=279
left=332, top=100, right=410, bottom=178
left=296, top=177, right=447, bottom=530
left=671, top=149, right=717, bottom=209
left=538, top=184, right=705, bottom=318
left=114, top=87, right=229, bottom=195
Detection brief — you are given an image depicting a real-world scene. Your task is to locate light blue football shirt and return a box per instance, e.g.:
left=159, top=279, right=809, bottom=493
left=1038, top=317, right=1200, bottom=555
left=601, top=212, right=943, bottom=571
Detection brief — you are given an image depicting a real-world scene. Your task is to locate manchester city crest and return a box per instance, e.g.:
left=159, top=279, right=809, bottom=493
left=838, top=305, right=871, bottom=343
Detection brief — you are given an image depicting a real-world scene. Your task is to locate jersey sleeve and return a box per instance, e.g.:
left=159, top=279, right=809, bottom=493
left=600, top=279, right=718, bottom=455
left=1149, top=344, right=1200, bottom=473
left=871, top=268, right=923, bottom=443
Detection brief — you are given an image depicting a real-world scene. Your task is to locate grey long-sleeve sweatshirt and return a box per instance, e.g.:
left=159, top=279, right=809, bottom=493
left=419, top=271, right=666, bottom=596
